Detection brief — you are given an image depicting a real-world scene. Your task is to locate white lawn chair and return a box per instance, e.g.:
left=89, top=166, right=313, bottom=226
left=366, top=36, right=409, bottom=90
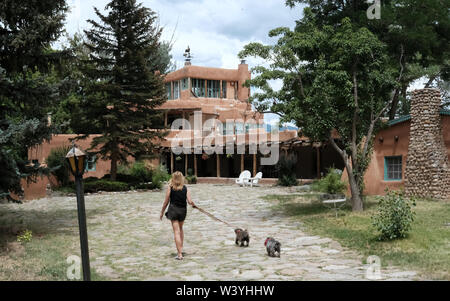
left=235, top=170, right=251, bottom=186
left=246, top=172, right=263, bottom=187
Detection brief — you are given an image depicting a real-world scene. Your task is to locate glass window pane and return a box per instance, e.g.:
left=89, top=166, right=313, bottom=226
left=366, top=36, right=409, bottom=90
left=173, top=81, right=180, bottom=99
left=165, top=83, right=172, bottom=100
left=222, top=81, right=227, bottom=98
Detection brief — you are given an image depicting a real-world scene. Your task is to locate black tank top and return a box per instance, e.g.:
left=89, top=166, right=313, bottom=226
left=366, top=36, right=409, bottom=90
left=170, top=185, right=187, bottom=208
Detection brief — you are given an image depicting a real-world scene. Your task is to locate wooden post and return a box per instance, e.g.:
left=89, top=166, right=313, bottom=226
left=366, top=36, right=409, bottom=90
left=170, top=151, right=174, bottom=174
left=194, top=154, right=198, bottom=177
left=185, top=154, right=188, bottom=175
left=164, top=112, right=168, bottom=127
left=216, top=154, right=221, bottom=177
left=240, top=154, right=244, bottom=172
left=253, top=153, right=257, bottom=177
left=316, top=147, right=321, bottom=179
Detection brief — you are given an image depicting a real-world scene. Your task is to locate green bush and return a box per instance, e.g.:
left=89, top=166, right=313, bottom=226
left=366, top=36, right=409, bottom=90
left=83, top=179, right=129, bottom=193
left=311, top=168, right=346, bottom=195
left=186, top=175, right=197, bottom=184
left=371, top=190, right=416, bottom=241
left=130, top=161, right=153, bottom=183
left=46, top=146, right=72, bottom=186
left=151, top=164, right=170, bottom=189
left=276, top=155, right=298, bottom=186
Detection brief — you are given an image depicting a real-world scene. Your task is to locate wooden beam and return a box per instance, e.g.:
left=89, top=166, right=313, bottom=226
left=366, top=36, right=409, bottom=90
left=194, top=154, right=198, bottom=177
left=170, top=152, right=174, bottom=174
left=216, top=154, right=221, bottom=177
left=253, top=153, right=257, bottom=177
left=164, top=112, right=168, bottom=127
left=240, top=154, right=244, bottom=172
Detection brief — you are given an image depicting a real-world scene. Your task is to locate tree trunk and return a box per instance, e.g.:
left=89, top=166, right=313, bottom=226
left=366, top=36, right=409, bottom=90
left=329, top=137, right=364, bottom=212
left=345, top=165, right=364, bottom=211
left=110, top=153, right=118, bottom=181
left=388, top=88, right=400, bottom=120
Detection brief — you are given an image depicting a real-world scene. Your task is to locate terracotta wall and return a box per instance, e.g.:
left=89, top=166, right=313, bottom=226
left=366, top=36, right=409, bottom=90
left=349, top=115, right=450, bottom=196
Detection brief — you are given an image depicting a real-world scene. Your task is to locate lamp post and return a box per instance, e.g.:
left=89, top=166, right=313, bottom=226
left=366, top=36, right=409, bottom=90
left=66, top=145, right=91, bottom=281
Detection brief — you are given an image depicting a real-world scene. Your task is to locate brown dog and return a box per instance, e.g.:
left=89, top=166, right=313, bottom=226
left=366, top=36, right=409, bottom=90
left=234, top=228, right=250, bottom=247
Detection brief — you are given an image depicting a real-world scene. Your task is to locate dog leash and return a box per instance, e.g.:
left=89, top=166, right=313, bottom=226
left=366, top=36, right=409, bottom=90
left=193, top=205, right=238, bottom=229
left=193, top=205, right=272, bottom=244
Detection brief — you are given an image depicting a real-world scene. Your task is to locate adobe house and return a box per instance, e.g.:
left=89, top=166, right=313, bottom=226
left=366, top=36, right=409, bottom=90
left=360, top=89, right=450, bottom=199
left=22, top=58, right=345, bottom=200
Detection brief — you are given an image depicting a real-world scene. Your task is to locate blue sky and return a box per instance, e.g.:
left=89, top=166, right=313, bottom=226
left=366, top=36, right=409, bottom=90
left=63, top=0, right=303, bottom=127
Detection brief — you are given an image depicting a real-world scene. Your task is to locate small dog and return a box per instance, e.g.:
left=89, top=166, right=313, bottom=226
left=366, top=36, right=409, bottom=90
left=234, top=228, right=250, bottom=247
left=264, top=237, right=281, bottom=257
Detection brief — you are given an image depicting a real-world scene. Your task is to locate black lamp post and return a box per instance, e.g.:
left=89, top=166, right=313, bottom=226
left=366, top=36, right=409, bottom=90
left=66, top=145, right=91, bottom=281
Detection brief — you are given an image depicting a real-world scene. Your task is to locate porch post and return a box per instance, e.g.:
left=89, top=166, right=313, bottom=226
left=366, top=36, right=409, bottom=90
left=194, top=154, right=198, bottom=177
left=164, top=111, right=168, bottom=127
left=216, top=154, right=221, bottom=177
left=185, top=154, right=188, bottom=175
left=240, top=154, right=244, bottom=173
left=253, top=153, right=257, bottom=177
left=170, top=151, right=174, bottom=174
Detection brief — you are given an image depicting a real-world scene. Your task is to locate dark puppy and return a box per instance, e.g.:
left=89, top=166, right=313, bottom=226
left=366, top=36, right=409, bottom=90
left=264, top=237, right=281, bottom=257
left=234, top=228, right=250, bottom=247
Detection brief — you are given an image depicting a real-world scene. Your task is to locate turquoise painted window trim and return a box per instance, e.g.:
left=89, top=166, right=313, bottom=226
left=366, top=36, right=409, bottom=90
left=181, top=78, right=189, bottom=90
left=165, top=83, right=172, bottom=100
left=85, top=155, right=96, bottom=172
left=384, top=156, right=402, bottom=181
left=222, top=80, right=227, bottom=98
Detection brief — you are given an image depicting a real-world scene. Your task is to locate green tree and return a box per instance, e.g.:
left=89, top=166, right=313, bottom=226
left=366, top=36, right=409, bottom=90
left=0, top=0, right=68, bottom=201
left=240, top=15, right=396, bottom=211
left=79, top=0, right=168, bottom=180
left=285, top=0, right=450, bottom=119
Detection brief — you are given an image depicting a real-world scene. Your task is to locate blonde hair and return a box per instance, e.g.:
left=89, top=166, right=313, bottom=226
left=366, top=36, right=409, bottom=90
left=169, top=171, right=185, bottom=191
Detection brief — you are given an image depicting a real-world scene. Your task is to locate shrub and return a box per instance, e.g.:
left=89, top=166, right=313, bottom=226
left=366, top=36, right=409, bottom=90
left=83, top=179, right=129, bottom=193
left=17, top=229, right=32, bottom=243
left=151, top=164, right=170, bottom=189
left=46, top=146, right=72, bottom=186
left=130, top=161, right=153, bottom=183
left=371, top=190, right=416, bottom=241
left=276, top=155, right=298, bottom=186
left=186, top=175, right=197, bottom=184
left=311, top=168, right=346, bottom=195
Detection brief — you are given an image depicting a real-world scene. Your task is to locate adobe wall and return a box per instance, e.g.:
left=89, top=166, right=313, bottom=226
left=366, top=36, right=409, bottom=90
left=404, top=89, right=450, bottom=200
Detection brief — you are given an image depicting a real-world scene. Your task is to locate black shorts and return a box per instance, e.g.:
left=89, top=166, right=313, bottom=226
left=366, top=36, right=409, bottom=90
left=165, top=204, right=187, bottom=222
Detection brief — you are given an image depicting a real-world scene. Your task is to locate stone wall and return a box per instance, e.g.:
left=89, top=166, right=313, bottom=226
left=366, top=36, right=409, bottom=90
left=405, top=89, right=450, bottom=200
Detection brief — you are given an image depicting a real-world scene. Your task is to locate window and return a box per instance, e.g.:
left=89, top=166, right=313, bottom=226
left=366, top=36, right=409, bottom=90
left=181, top=78, right=189, bottom=90
left=384, top=156, right=402, bottom=181
left=222, top=122, right=234, bottom=135
left=85, top=155, right=96, bottom=172
left=165, top=83, right=172, bottom=100
left=222, top=81, right=227, bottom=98
left=207, top=80, right=220, bottom=98
left=191, top=78, right=205, bottom=97
left=173, top=81, right=180, bottom=99
left=235, top=122, right=244, bottom=134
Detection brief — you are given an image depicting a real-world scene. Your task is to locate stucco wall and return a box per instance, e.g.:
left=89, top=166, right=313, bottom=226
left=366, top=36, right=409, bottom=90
left=359, top=115, right=450, bottom=196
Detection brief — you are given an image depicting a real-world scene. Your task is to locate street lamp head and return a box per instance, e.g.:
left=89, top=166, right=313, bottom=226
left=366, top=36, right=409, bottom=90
left=66, top=145, right=86, bottom=177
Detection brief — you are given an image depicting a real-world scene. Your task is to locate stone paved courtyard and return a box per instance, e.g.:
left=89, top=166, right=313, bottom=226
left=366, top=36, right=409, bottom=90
left=1, top=184, right=419, bottom=280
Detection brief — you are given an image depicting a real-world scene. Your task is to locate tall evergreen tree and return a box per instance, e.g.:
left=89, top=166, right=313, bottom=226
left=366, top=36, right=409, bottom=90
left=0, top=0, right=68, bottom=201
left=80, top=0, right=167, bottom=180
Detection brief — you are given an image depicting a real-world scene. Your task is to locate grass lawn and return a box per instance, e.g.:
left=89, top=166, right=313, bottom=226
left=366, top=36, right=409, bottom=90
left=264, top=193, right=450, bottom=280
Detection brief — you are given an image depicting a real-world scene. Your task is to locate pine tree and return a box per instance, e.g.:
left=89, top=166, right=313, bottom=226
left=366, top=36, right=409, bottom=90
left=81, top=0, right=168, bottom=180
left=0, top=0, right=68, bottom=201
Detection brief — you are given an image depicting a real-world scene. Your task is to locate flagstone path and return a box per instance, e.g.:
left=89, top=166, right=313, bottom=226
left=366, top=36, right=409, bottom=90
left=2, top=184, right=419, bottom=280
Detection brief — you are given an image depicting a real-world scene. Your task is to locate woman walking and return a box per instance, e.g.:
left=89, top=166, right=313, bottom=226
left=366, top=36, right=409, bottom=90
left=160, top=171, right=196, bottom=260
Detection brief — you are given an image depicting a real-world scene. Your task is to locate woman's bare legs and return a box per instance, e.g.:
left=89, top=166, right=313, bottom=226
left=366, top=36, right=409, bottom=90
left=179, top=221, right=184, bottom=251
left=171, top=220, right=183, bottom=259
